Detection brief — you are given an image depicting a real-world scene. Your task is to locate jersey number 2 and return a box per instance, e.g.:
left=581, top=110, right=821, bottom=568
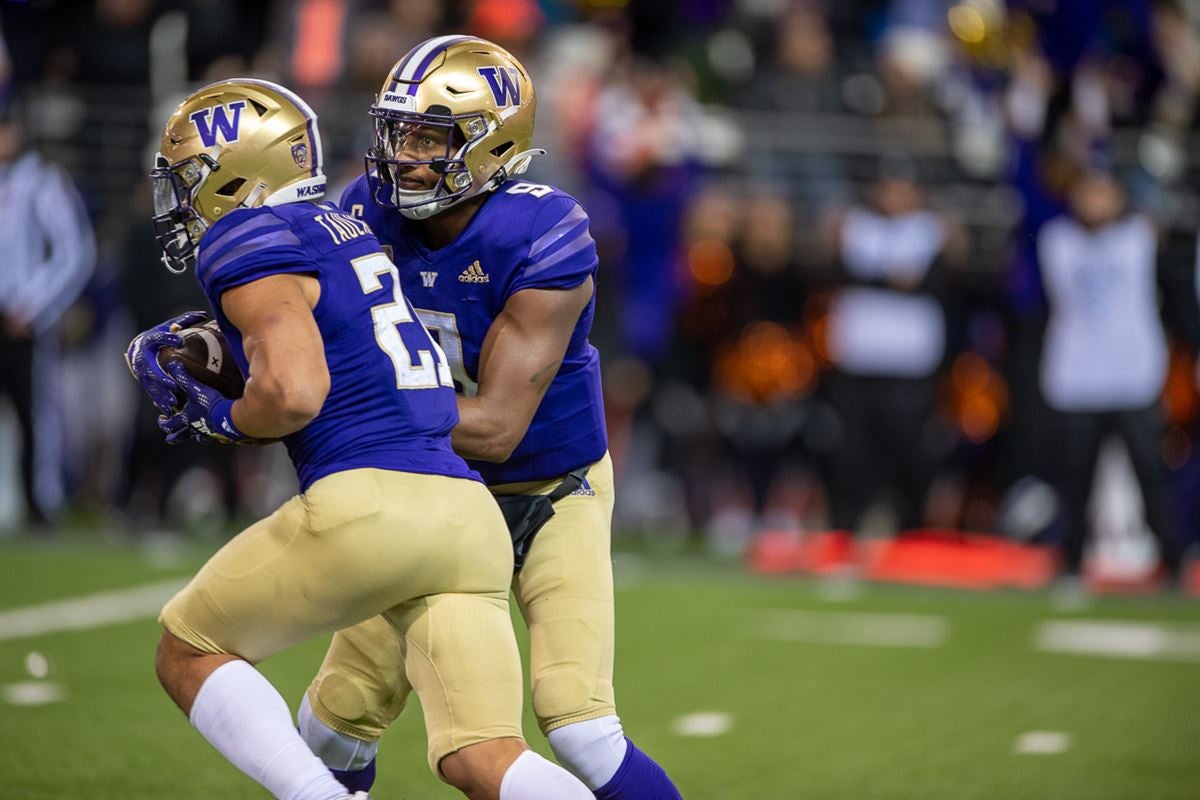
left=351, top=253, right=453, bottom=389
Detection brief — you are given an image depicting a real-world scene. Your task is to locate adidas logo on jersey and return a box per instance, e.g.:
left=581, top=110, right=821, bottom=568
left=459, top=260, right=489, bottom=283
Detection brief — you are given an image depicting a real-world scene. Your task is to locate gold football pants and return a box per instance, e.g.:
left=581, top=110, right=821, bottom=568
left=307, top=452, right=617, bottom=745
left=159, top=468, right=523, bottom=773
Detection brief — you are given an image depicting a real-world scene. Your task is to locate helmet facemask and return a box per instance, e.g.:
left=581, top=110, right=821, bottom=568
left=366, top=106, right=499, bottom=220
left=150, top=153, right=215, bottom=274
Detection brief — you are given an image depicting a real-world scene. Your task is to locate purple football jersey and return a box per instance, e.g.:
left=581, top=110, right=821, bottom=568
left=341, top=176, right=608, bottom=484
left=194, top=201, right=478, bottom=491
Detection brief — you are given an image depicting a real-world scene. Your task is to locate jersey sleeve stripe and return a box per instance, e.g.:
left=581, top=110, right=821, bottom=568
left=524, top=229, right=596, bottom=278
left=199, top=227, right=303, bottom=282
left=201, top=215, right=289, bottom=259
left=197, top=224, right=292, bottom=282
left=528, top=204, right=588, bottom=259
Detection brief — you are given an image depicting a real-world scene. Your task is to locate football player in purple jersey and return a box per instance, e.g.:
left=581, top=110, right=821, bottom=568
left=125, top=78, right=592, bottom=800
left=298, top=36, right=684, bottom=800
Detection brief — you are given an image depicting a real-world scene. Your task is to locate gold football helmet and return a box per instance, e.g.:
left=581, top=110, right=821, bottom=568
left=150, top=78, right=327, bottom=272
left=368, top=35, right=544, bottom=219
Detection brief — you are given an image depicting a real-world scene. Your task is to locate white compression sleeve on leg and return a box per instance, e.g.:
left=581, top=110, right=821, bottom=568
left=499, top=750, right=594, bottom=800
left=188, top=660, right=347, bottom=800
left=298, top=693, right=379, bottom=771
left=547, top=715, right=628, bottom=790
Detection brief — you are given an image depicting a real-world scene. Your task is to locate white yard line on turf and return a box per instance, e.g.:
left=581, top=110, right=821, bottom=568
left=1014, top=731, right=1072, bottom=755
left=1034, top=619, right=1200, bottom=662
left=755, top=609, right=949, bottom=648
left=0, top=578, right=188, bottom=642
left=4, top=681, right=66, bottom=706
left=672, top=712, right=733, bottom=737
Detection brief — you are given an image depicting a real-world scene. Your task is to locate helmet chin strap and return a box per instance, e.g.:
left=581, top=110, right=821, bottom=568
left=500, top=148, right=545, bottom=178
left=162, top=250, right=190, bottom=275
left=396, top=188, right=454, bottom=220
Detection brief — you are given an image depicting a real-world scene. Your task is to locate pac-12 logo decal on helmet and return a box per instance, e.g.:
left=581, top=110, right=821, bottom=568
left=189, top=101, right=247, bottom=147
left=291, top=142, right=309, bottom=168
left=477, top=66, right=521, bottom=107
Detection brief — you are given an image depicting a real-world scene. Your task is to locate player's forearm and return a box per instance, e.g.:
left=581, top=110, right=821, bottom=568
left=231, top=373, right=327, bottom=438
left=219, top=278, right=329, bottom=440
left=452, top=396, right=524, bottom=462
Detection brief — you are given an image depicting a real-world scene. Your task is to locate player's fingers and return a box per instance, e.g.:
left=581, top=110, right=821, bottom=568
left=164, top=360, right=192, bottom=386
left=142, top=330, right=184, bottom=351
left=127, top=332, right=181, bottom=372
left=125, top=337, right=146, bottom=369
left=169, top=310, right=208, bottom=332
left=147, top=387, right=180, bottom=416
left=160, top=415, right=204, bottom=446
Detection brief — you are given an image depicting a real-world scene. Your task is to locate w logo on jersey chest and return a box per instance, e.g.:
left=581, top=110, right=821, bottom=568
left=190, top=101, right=247, bottom=147
left=477, top=66, right=521, bottom=107
left=420, top=271, right=437, bottom=288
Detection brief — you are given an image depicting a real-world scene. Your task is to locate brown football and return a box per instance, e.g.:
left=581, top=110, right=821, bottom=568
left=157, top=319, right=245, bottom=400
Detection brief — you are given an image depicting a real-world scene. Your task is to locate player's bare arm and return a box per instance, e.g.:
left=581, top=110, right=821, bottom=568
left=454, top=277, right=593, bottom=462
left=220, top=273, right=329, bottom=439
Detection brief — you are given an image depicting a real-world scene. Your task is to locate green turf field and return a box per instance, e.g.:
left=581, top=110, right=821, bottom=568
left=1, top=533, right=1198, bottom=799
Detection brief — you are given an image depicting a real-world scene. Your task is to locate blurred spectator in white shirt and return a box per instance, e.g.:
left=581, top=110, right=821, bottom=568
left=821, top=161, right=965, bottom=536
left=1037, top=169, right=1182, bottom=586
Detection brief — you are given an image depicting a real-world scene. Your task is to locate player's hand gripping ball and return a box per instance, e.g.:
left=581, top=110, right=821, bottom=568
left=126, top=314, right=253, bottom=445
left=157, top=358, right=247, bottom=445
left=157, top=321, right=250, bottom=445
left=125, top=310, right=210, bottom=414
left=156, top=319, right=246, bottom=401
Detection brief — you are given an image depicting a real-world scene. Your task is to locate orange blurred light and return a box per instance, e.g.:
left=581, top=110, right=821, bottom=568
left=948, top=352, right=1008, bottom=443
left=716, top=321, right=816, bottom=404
left=951, top=351, right=989, bottom=393
left=1162, top=347, right=1199, bottom=425
left=808, top=313, right=833, bottom=366
left=960, top=392, right=1000, bottom=443
left=687, top=238, right=735, bottom=287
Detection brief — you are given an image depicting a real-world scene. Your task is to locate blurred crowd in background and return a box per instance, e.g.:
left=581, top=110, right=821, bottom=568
left=1, top=0, right=1198, bottom=579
